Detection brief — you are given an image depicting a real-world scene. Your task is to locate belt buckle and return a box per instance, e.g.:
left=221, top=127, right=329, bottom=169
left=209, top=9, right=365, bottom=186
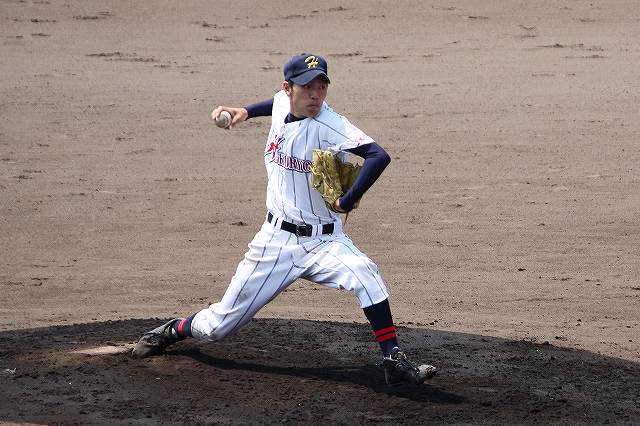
left=296, top=224, right=312, bottom=237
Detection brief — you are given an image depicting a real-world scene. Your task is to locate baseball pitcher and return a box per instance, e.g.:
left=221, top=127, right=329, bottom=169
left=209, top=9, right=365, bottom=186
left=131, top=53, right=437, bottom=386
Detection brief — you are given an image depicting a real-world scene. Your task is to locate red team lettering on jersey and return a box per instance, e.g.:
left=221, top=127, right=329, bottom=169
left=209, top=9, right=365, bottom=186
left=265, top=135, right=283, bottom=160
left=266, top=133, right=312, bottom=173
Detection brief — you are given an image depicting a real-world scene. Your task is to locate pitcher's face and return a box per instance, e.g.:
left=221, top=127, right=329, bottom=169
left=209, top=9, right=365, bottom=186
left=284, top=77, right=328, bottom=118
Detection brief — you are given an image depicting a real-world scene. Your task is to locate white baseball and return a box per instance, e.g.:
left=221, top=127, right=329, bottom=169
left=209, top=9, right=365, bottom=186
left=215, top=110, right=231, bottom=128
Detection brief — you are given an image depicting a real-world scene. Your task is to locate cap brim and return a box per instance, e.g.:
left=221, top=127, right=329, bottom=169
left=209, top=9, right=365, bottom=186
left=290, top=70, right=330, bottom=85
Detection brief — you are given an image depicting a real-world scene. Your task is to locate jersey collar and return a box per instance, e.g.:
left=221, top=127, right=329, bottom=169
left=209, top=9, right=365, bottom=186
left=284, top=113, right=306, bottom=124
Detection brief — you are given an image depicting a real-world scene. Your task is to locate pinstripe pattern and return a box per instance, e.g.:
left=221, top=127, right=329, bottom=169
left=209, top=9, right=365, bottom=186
left=311, top=114, right=374, bottom=150
left=335, top=241, right=387, bottom=296
left=264, top=92, right=372, bottom=225
left=267, top=260, right=297, bottom=304
left=287, top=122, right=304, bottom=224
left=312, top=117, right=350, bottom=141
left=190, top=91, right=388, bottom=341
left=225, top=240, right=287, bottom=336
left=204, top=226, right=282, bottom=338
left=302, top=266, right=365, bottom=306
left=302, top=121, right=320, bottom=224
left=308, top=249, right=374, bottom=305
left=191, top=226, right=389, bottom=340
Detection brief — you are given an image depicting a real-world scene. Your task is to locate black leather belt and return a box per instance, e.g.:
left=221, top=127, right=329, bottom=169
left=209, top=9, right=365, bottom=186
left=267, top=212, right=334, bottom=237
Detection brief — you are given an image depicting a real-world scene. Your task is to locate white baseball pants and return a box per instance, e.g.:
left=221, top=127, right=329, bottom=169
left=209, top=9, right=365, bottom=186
left=191, top=217, right=389, bottom=342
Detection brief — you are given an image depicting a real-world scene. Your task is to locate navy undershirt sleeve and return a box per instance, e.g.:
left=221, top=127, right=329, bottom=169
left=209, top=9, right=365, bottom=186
left=245, top=99, right=273, bottom=119
left=340, top=142, right=391, bottom=212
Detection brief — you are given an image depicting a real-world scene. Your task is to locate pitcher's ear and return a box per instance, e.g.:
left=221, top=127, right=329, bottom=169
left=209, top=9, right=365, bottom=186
left=283, top=80, right=293, bottom=96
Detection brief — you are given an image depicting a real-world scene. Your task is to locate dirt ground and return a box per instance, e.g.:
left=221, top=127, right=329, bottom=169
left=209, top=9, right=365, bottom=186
left=1, top=0, right=639, bottom=424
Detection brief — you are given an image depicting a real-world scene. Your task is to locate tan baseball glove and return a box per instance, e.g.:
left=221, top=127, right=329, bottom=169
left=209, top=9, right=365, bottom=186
left=310, top=149, right=362, bottom=212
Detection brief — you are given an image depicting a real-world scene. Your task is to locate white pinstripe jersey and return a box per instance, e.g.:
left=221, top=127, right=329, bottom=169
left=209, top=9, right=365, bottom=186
left=264, top=90, right=374, bottom=226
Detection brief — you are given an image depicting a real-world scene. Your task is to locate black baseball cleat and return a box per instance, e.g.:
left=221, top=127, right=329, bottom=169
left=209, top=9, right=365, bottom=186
left=382, top=347, right=438, bottom=385
left=131, top=318, right=183, bottom=359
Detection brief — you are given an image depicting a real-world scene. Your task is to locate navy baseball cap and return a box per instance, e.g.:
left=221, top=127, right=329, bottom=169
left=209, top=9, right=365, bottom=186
left=283, top=53, right=330, bottom=85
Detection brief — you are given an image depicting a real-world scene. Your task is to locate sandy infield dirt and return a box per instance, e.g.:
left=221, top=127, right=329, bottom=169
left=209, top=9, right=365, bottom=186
left=1, top=0, right=639, bottom=424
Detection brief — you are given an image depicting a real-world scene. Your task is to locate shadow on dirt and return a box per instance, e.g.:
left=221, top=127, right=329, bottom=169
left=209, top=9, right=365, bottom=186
left=178, top=348, right=463, bottom=405
left=0, top=318, right=638, bottom=424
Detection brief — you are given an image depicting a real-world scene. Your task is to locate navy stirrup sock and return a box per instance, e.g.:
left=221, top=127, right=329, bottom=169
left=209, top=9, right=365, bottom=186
left=172, top=314, right=196, bottom=340
left=363, top=299, right=399, bottom=357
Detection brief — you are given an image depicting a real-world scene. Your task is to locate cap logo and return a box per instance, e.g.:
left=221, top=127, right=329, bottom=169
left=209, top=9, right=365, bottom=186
left=305, top=56, right=319, bottom=69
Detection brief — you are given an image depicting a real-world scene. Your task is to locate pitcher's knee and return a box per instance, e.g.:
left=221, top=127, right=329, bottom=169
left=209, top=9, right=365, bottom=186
left=355, top=285, right=389, bottom=308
